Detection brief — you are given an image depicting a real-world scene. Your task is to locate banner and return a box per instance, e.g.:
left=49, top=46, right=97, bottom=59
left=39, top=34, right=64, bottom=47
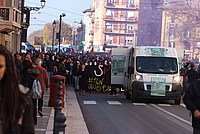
left=111, top=55, right=125, bottom=75
left=151, top=77, right=166, bottom=96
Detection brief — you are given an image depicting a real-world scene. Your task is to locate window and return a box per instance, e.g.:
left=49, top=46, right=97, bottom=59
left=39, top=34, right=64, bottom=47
left=105, top=35, right=113, bottom=44
left=126, top=24, right=134, bottom=30
left=106, top=9, right=113, bottom=17
left=107, top=0, right=114, bottom=3
left=125, top=36, right=133, bottom=43
left=106, top=22, right=112, bottom=29
left=127, top=11, right=135, bottom=18
left=136, top=57, right=178, bottom=74
left=127, top=0, right=134, bottom=4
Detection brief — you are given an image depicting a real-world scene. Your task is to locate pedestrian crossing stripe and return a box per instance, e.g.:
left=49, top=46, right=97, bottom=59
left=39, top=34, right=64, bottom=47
left=82, top=101, right=186, bottom=108
left=83, top=101, right=97, bottom=104
left=133, top=103, right=146, bottom=106
left=107, top=101, right=121, bottom=105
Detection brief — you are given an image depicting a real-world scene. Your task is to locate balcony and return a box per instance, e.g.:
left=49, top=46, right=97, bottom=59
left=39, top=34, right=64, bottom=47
left=125, top=30, right=134, bottom=34
left=126, top=3, right=138, bottom=9
left=104, top=16, right=138, bottom=23
left=0, top=6, right=21, bottom=33
left=105, top=28, right=113, bottom=33
left=105, top=2, right=138, bottom=10
left=106, top=3, right=115, bottom=7
left=126, top=17, right=138, bottom=22
left=104, top=15, right=114, bottom=21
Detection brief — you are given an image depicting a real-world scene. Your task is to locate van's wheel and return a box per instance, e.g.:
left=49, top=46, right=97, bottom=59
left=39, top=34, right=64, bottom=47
left=174, top=98, right=181, bottom=105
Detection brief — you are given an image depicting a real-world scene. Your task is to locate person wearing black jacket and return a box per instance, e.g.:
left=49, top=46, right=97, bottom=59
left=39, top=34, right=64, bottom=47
left=186, top=63, right=198, bottom=84
left=183, top=80, right=200, bottom=134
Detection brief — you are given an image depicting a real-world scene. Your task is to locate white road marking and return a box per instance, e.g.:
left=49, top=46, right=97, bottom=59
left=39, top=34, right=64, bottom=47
left=151, top=104, right=191, bottom=125
left=180, top=103, right=186, bottom=108
left=83, top=101, right=97, bottom=105
left=107, top=101, right=122, bottom=105
left=157, top=104, right=171, bottom=107
left=133, top=103, right=146, bottom=106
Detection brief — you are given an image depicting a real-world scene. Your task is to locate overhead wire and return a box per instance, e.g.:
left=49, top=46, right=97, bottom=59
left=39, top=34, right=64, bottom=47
left=26, top=1, right=83, bottom=16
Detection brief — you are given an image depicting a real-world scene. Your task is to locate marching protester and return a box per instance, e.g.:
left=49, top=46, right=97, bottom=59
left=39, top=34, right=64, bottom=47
left=183, top=79, right=200, bottom=134
left=65, top=57, right=72, bottom=85
left=78, top=64, right=88, bottom=96
left=72, top=60, right=81, bottom=91
left=21, top=57, right=40, bottom=125
left=57, top=57, right=67, bottom=77
left=34, top=58, right=50, bottom=117
left=186, top=63, right=198, bottom=88
left=0, top=44, right=34, bottom=133
left=43, top=54, right=54, bottom=80
left=14, top=52, right=24, bottom=82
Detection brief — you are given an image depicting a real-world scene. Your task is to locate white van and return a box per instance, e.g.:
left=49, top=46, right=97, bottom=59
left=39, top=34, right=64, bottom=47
left=123, top=46, right=182, bottom=104
left=111, top=47, right=128, bottom=89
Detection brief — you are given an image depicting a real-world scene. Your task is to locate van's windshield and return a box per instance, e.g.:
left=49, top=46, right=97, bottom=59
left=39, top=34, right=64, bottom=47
left=136, top=56, right=178, bottom=74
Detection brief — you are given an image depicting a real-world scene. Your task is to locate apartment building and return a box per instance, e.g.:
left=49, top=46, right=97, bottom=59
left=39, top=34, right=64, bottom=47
left=82, top=8, right=93, bottom=53
left=91, top=0, right=163, bottom=50
left=0, top=0, right=21, bottom=52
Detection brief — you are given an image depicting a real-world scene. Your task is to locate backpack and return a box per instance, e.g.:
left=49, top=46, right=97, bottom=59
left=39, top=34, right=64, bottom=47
left=32, top=78, right=42, bottom=99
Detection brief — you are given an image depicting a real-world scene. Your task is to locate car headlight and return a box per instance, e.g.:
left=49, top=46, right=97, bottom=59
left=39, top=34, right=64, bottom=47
left=135, top=74, right=143, bottom=80
left=173, top=76, right=180, bottom=83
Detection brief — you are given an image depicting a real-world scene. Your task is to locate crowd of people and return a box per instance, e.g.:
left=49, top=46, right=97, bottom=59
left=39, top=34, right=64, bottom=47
left=181, top=61, right=200, bottom=134
left=0, top=45, right=114, bottom=133
left=0, top=43, right=199, bottom=134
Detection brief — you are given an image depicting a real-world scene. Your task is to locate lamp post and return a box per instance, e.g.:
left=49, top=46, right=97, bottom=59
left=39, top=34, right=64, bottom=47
left=52, top=20, right=56, bottom=54
left=58, top=13, right=66, bottom=52
left=20, top=0, right=46, bottom=52
left=23, top=0, right=46, bottom=11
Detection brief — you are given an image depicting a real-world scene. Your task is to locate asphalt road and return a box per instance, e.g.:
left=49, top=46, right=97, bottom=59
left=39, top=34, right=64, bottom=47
left=77, top=91, right=192, bottom=134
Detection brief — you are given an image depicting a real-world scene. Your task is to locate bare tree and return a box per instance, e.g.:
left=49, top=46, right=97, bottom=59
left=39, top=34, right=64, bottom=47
left=163, top=0, right=200, bottom=49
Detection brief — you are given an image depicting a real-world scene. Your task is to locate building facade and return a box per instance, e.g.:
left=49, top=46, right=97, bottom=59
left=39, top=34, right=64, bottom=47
left=91, top=0, right=163, bottom=51
left=0, top=0, right=21, bottom=52
left=82, top=8, right=93, bottom=53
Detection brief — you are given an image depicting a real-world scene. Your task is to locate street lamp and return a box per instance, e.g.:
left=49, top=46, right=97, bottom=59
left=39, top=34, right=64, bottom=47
left=58, top=13, right=66, bottom=52
left=52, top=20, right=56, bottom=54
left=24, top=0, right=46, bottom=11
left=40, top=0, right=46, bottom=8
left=20, top=0, right=46, bottom=52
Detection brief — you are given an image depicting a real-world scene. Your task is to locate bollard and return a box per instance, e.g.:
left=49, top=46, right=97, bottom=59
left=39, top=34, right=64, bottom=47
left=53, top=80, right=67, bottom=134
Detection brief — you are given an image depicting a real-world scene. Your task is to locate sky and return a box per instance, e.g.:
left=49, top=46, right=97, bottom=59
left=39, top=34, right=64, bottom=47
left=26, top=0, right=92, bottom=35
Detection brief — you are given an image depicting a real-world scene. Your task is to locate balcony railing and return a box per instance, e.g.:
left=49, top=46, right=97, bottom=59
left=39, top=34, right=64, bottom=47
left=126, top=3, right=138, bottom=9
left=106, top=2, right=138, bottom=10
left=104, top=16, right=138, bottom=22
left=106, top=3, right=115, bottom=7
left=0, top=6, right=21, bottom=33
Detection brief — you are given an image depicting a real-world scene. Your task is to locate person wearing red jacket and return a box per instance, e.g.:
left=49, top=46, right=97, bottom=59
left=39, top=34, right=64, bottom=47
left=34, top=58, right=50, bottom=117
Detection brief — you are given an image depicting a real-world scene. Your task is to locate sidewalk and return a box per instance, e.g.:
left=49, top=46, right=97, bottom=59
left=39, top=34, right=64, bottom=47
left=35, top=85, right=89, bottom=134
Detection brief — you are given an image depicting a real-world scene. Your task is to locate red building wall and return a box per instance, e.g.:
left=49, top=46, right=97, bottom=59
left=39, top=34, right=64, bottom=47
left=0, top=0, right=3, bottom=6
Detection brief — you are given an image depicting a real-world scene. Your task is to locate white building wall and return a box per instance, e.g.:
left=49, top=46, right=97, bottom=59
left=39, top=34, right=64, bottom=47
left=83, top=10, right=93, bottom=53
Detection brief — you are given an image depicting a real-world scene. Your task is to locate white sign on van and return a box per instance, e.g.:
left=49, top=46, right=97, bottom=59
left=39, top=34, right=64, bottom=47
left=151, top=77, right=166, bottom=96
left=145, top=48, right=166, bottom=57
left=111, top=55, right=125, bottom=75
